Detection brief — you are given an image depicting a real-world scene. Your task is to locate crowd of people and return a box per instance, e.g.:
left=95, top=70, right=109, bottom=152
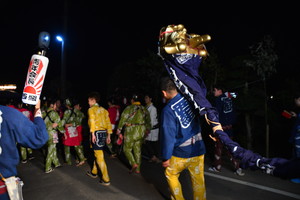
left=1, top=83, right=299, bottom=199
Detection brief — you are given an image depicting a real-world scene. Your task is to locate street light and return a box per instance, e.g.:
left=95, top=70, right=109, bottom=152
left=56, top=35, right=66, bottom=99
left=56, top=35, right=63, bottom=42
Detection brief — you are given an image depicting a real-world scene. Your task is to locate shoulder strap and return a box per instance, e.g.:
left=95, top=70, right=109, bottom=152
left=66, top=109, right=76, bottom=124
left=128, top=106, right=140, bottom=120
left=44, top=110, right=54, bottom=123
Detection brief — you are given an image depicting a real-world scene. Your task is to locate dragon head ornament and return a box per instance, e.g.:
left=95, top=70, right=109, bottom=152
left=159, top=24, right=211, bottom=57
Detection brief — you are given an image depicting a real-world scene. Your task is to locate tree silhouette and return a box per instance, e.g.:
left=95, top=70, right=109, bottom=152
left=244, top=35, right=278, bottom=157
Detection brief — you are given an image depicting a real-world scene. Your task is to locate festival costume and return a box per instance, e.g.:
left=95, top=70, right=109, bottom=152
left=117, top=102, right=151, bottom=172
left=158, top=24, right=300, bottom=179
left=108, top=105, right=120, bottom=130
left=211, top=93, right=240, bottom=172
left=62, top=108, right=85, bottom=165
left=161, top=93, right=206, bottom=200
left=43, top=107, right=64, bottom=172
left=0, top=106, right=48, bottom=199
left=166, top=155, right=205, bottom=200
left=88, top=103, right=112, bottom=182
left=20, top=146, right=33, bottom=162
left=74, top=108, right=86, bottom=162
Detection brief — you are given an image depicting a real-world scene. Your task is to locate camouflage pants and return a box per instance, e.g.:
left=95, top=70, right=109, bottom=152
left=45, top=143, right=61, bottom=171
left=123, top=126, right=145, bottom=172
left=20, top=147, right=33, bottom=161
left=64, top=145, right=86, bottom=165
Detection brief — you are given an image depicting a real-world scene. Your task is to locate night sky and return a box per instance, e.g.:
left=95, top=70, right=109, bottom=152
left=1, top=1, right=299, bottom=100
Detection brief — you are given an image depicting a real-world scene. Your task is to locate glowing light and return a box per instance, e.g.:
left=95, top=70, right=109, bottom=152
left=0, top=84, right=17, bottom=90
left=56, top=36, right=63, bottom=42
left=43, top=35, right=49, bottom=41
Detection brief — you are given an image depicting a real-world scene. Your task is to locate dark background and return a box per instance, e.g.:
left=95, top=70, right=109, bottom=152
left=1, top=2, right=299, bottom=97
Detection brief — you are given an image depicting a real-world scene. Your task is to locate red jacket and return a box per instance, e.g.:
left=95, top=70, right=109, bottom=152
left=108, top=105, right=120, bottom=125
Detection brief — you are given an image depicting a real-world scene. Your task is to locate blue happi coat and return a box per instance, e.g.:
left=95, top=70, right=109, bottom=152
left=0, top=105, right=48, bottom=178
left=160, top=93, right=205, bottom=160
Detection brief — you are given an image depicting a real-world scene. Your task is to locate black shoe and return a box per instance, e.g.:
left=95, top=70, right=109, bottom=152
left=86, top=171, right=98, bottom=178
left=28, top=154, right=35, bottom=160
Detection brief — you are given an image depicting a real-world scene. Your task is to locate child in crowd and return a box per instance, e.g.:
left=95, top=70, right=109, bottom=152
left=61, top=98, right=86, bottom=166
left=43, top=99, right=65, bottom=173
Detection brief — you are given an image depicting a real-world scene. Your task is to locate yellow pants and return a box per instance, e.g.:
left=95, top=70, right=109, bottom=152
left=165, top=155, right=206, bottom=200
left=92, top=150, right=110, bottom=182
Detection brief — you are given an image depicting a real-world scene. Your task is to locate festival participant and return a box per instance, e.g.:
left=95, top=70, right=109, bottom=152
left=160, top=77, right=206, bottom=200
left=116, top=94, right=151, bottom=174
left=73, top=99, right=87, bottom=166
left=208, top=86, right=244, bottom=176
left=158, top=24, right=300, bottom=179
left=0, top=100, right=48, bottom=200
left=61, top=98, right=86, bottom=166
left=86, top=92, right=112, bottom=186
left=43, top=99, right=65, bottom=173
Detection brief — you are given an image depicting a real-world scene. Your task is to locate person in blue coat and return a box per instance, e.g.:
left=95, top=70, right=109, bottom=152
left=160, top=77, right=206, bottom=200
left=0, top=100, right=48, bottom=199
left=208, top=85, right=245, bottom=176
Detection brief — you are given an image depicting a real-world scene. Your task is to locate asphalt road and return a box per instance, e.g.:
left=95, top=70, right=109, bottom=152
left=17, top=148, right=300, bottom=200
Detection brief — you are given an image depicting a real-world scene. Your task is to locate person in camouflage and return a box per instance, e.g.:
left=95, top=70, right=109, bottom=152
left=116, top=94, right=151, bottom=173
left=73, top=100, right=86, bottom=165
left=43, top=99, right=65, bottom=173
left=61, top=98, right=86, bottom=166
